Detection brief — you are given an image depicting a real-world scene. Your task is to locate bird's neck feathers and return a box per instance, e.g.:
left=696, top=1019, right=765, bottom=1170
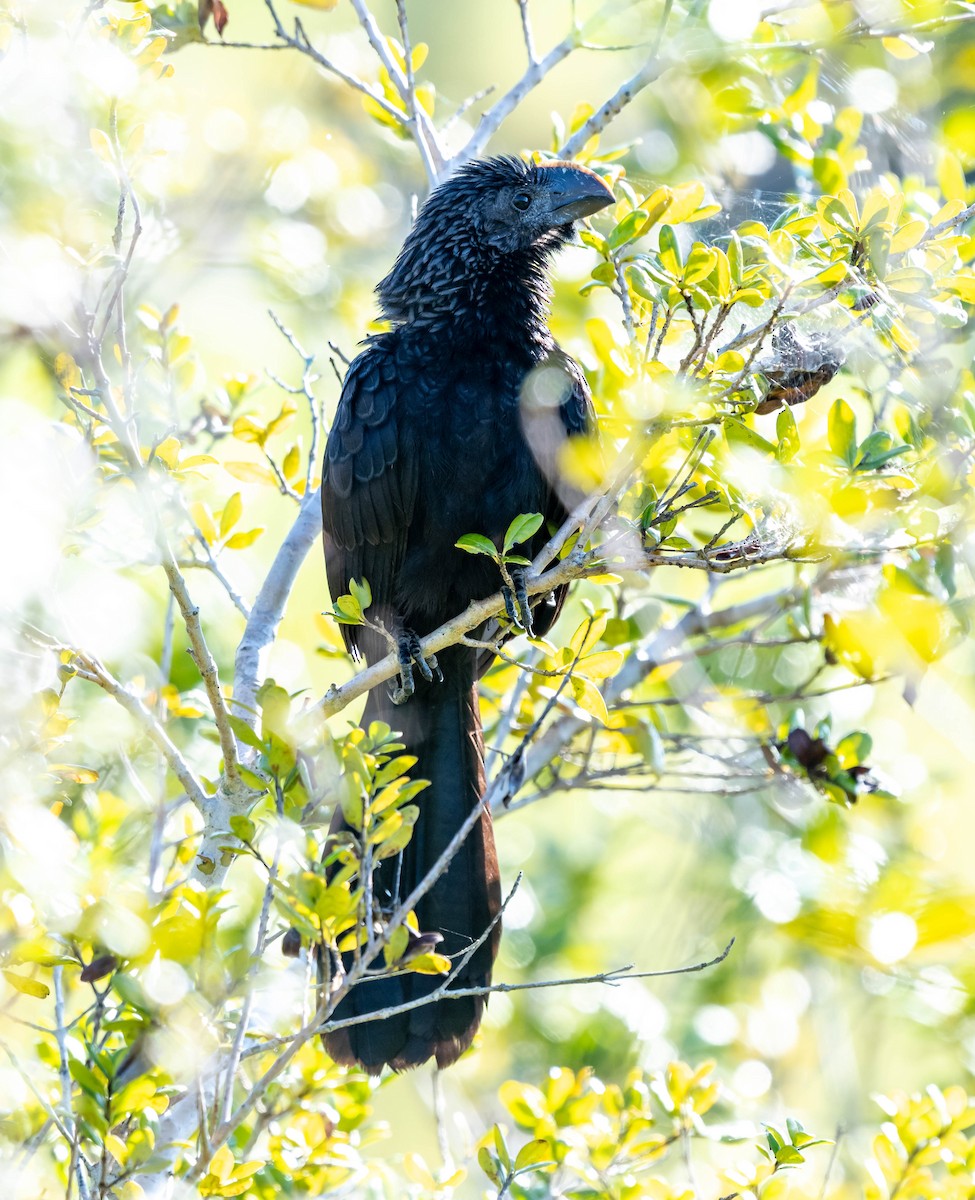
left=376, top=212, right=565, bottom=345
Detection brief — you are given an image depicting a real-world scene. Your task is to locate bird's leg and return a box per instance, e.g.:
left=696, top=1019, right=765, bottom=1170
left=389, top=628, right=443, bottom=705
left=501, top=566, right=535, bottom=638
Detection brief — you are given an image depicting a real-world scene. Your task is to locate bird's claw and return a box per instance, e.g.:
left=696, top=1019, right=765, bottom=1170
left=389, top=629, right=442, bottom=704
left=502, top=567, right=535, bottom=638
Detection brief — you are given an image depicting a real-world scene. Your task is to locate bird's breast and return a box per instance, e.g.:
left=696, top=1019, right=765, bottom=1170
left=395, top=352, right=554, bottom=623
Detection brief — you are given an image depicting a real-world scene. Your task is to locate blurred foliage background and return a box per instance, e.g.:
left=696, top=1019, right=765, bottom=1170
left=2, top=1, right=975, bottom=1198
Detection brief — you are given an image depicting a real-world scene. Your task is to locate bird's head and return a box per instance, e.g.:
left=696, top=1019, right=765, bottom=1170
left=378, top=156, right=615, bottom=324
left=455, top=156, right=616, bottom=253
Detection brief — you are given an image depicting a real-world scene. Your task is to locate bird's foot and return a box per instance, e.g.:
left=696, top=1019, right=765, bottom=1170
left=501, top=567, right=535, bottom=638
left=389, top=629, right=442, bottom=705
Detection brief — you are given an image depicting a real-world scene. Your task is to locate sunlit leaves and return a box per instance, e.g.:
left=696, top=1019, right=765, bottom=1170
left=7, top=7, right=975, bottom=1199
left=481, top=1060, right=839, bottom=1199
left=503, top=511, right=544, bottom=554
left=361, top=36, right=435, bottom=134
left=827, top=398, right=857, bottom=465
left=198, top=1145, right=263, bottom=1197
left=329, top=576, right=372, bottom=625
left=2, top=970, right=50, bottom=999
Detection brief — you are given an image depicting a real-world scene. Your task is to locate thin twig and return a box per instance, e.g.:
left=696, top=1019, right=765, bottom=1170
left=242, top=937, right=735, bottom=1058
left=324, top=938, right=736, bottom=1032
left=462, top=33, right=577, bottom=162
left=23, top=625, right=209, bottom=812
left=559, top=54, right=669, bottom=157
left=54, top=968, right=92, bottom=1200
left=348, top=0, right=445, bottom=180
left=517, top=0, right=537, bottom=64
left=160, top=558, right=242, bottom=786
left=220, top=836, right=281, bottom=1125
left=0, top=1040, right=73, bottom=1146
left=254, top=0, right=408, bottom=127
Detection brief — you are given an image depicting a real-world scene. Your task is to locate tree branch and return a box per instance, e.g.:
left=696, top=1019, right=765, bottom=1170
left=160, top=557, right=242, bottom=787
left=243, top=0, right=412, bottom=128
left=558, top=53, right=670, bottom=158
left=517, top=0, right=537, bottom=65
left=310, top=547, right=600, bottom=722
left=234, top=490, right=323, bottom=725
left=325, top=938, right=736, bottom=1033
left=486, top=585, right=804, bottom=809
left=348, top=0, right=445, bottom=182
left=461, top=33, right=576, bottom=163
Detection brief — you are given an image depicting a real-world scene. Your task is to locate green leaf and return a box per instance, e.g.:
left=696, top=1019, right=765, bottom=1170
left=776, top=407, right=800, bottom=461
left=774, top=1144, right=806, bottom=1167
left=224, top=527, right=263, bottom=550
left=657, top=224, right=683, bottom=275
left=477, top=1146, right=502, bottom=1186
left=728, top=231, right=743, bottom=285
left=835, top=731, right=872, bottom=767
left=502, top=512, right=544, bottom=553
left=226, top=714, right=265, bottom=751
left=372, top=806, right=419, bottom=859
left=3, top=970, right=50, bottom=999
left=608, top=208, right=650, bottom=251
left=384, top=923, right=409, bottom=967
left=856, top=431, right=910, bottom=471
left=725, top=417, right=775, bottom=455
left=69, top=1059, right=105, bottom=1097
left=683, top=244, right=717, bottom=285
left=349, top=577, right=372, bottom=611
left=332, top=595, right=363, bottom=624
left=409, top=950, right=452, bottom=975
left=224, top=461, right=277, bottom=486
left=828, top=398, right=857, bottom=465
left=220, top=492, right=242, bottom=538
left=340, top=779, right=364, bottom=829
left=513, top=1139, right=555, bottom=1173
left=493, top=1125, right=512, bottom=1171
left=455, top=533, right=498, bottom=557
left=236, top=766, right=268, bottom=791
left=229, top=815, right=256, bottom=844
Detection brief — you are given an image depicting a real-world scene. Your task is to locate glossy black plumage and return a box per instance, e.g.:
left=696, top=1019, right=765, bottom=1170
left=321, top=156, right=613, bottom=1072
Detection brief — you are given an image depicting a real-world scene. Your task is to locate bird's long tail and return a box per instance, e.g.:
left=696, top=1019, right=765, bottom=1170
left=323, top=645, right=501, bottom=1073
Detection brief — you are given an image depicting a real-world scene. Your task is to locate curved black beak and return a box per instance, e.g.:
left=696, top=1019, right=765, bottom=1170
left=538, top=161, right=615, bottom=223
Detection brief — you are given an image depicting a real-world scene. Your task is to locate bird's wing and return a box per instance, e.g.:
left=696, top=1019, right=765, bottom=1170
left=321, top=343, right=417, bottom=657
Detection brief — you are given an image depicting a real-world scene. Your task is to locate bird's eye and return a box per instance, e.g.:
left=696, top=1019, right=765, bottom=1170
left=512, top=191, right=532, bottom=211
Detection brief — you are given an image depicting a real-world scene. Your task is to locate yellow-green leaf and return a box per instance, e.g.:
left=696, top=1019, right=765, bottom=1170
left=224, top=461, right=277, bottom=486
left=3, top=970, right=50, bottom=999
left=220, top=492, right=242, bottom=538
left=224, top=527, right=264, bottom=550
left=571, top=677, right=609, bottom=724
left=576, top=649, right=623, bottom=681
left=282, top=444, right=301, bottom=481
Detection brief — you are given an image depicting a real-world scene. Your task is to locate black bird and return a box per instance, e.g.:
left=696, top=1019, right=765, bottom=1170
left=320, top=156, right=614, bottom=1072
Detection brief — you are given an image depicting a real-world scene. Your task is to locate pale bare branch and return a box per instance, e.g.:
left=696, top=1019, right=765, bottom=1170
left=461, top=33, right=576, bottom=163
left=349, top=0, right=445, bottom=181
left=558, top=53, right=670, bottom=158
left=325, top=938, right=736, bottom=1033
left=233, top=491, right=323, bottom=726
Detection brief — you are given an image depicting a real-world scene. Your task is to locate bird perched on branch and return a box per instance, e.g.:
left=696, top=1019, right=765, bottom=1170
left=321, top=155, right=614, bottom=1072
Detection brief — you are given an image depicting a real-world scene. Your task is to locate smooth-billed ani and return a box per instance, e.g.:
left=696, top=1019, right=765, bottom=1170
left=321, top=156, right=614, bottom=1072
